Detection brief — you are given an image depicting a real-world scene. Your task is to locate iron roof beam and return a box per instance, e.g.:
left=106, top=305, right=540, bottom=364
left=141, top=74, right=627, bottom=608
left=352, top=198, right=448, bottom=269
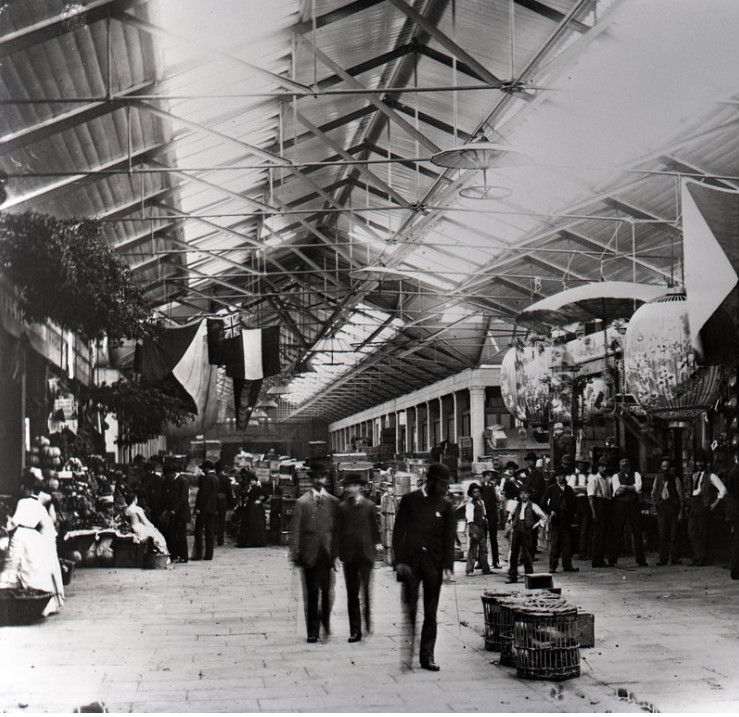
left=0, top=81, right=155, bottom=155
left=0, top=0, right=142, bottom=57
left=115, top=9, right=311, bottom=95
left=386, top=0, right=503, bottom=87
left=294, top=109, right=410, bottom=209
left=415, top=43, right=497, bottom=84
left=1, top=143, right=154, bottom=210
left=383, top=97, right=473, bottom=142
left=557, top=229, right=673, bottom=282
left=301, top=36, right=441, bottom=154
left=603, top=197, right=673, bottom=224
left=515, top=0, right=591, bottom=33
left=662, top=155, right=739, bottom=191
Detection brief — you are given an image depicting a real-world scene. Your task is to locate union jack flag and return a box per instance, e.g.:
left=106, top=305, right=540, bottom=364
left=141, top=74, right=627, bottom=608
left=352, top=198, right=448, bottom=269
left=223, top=313, right=242, bottom=339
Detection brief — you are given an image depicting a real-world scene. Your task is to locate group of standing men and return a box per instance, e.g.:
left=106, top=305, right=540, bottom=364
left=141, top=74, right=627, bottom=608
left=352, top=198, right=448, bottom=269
left=465, top=448, right=737, bottom=583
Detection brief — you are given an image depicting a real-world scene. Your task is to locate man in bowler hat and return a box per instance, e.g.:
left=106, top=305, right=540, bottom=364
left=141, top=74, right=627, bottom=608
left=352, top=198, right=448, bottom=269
left=392, top=462, right=456, bottom=671
left=333, top=472, right=379, bottom=642
left=291, top=464, right=339, bottom=642
left=192, top=460, right=219, bottom=560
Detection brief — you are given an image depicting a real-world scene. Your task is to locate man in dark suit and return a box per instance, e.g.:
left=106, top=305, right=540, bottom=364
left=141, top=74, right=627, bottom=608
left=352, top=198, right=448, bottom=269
left=192, top=460, right=219, bottom=561
left=163, top=466, right=191, bottom=563
left=333, top=472, right=379, bottom=642
left=215, top=461, right=235, bottom=546
left=290, top=466, right=339, bottom=643
left=542, top=466, right=580, bottom=573
left=392, top=462, right=456, bottom=672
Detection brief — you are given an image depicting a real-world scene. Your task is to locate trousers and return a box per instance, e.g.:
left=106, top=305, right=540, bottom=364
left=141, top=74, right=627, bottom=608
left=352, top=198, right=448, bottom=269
left=192, top=513, right=216, bottom=560
left=301, top=551, right=334, bottom=639
left=466, top=524, right=490, bottom=573
left=343, top=559, right=373, bottom=637
left=400, top=550, right=443, bottom=667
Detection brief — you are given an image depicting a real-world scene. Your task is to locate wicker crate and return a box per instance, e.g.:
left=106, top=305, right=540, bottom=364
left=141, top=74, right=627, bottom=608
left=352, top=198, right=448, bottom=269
left=481, top=590, right=518, bottom=651
left=0, top=588, right=53, bottom=626
left=513, top=599, right=580, bottom=681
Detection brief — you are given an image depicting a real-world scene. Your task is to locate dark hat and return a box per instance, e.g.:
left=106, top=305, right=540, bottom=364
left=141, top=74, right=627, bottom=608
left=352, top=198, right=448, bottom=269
left=201, top=460, right=216, bottom=472
left=467, top=482, right=482, bottom=497
left=597, top=457, right=609, bottom=467
left=525, top=451, right=538, bottom=461
left=518, top=484, right=531, bottom=494
left=343, top=472, right=367, bottom=485
left=504, top=461, right=519, bottom=471
left=554, top=464, right=569, bottom=476
left=426, top=462, right=451, bottom=483
left=694, top=448, right=708, bottom=461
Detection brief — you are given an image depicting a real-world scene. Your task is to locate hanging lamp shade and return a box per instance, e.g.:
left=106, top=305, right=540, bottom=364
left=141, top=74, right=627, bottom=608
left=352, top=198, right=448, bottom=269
left=430, top=141, right=513, bottom=170
left=500, top=340, right=552, bottom=425
left=623, top=289, right=735, bottom=421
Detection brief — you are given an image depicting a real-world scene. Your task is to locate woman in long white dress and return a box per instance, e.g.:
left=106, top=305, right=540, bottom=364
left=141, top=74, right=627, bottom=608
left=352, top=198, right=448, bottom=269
left=0, top=476, right=64, bottom=616
left=124, top=495, right=169, bottom=556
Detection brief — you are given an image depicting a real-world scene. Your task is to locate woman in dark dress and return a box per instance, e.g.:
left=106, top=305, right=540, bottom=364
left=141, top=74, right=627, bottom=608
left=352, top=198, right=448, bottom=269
left=237, top=472, right=267, bottom=547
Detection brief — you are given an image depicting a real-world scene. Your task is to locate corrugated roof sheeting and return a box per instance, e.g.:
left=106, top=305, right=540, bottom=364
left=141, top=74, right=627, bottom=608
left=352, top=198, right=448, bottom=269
left=4, top=0, right=739, bottom=423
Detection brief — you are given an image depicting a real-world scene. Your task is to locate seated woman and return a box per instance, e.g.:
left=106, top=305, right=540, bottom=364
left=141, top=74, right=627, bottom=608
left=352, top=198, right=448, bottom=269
left=124, top=493, right=170, bottom=557
left=0, top=472, right=65, bottom=616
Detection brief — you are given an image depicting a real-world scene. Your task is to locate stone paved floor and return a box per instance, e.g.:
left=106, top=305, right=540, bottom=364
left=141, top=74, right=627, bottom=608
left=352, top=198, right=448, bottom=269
left=2, top=538, right=739, bottom=713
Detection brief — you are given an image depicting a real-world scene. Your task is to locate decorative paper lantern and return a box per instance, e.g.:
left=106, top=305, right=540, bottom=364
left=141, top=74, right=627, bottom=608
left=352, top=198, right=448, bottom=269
left=500, top=341, right=552, bottom=424
left=623, top=290, right=734, bottom=421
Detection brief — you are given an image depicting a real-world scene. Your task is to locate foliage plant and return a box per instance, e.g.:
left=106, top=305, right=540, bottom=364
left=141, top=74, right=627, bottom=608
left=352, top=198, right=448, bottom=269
left=0, top=211, right=156, bottom=341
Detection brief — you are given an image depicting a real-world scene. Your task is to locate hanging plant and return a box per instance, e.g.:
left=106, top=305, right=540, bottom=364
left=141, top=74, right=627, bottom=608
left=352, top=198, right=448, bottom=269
left=0, top=210, right=157, bottom=341
left=85, top=376, right=195, bottom=446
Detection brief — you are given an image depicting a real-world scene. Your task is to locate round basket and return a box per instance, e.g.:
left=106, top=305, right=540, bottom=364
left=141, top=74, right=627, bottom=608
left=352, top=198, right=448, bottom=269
left=481, top=590, right=517, bottom=651
left=512, top=599, right=580, bottom=681
left=0, top=588, right=54, bottom=626
left=143, top=552, right=170, bottom=570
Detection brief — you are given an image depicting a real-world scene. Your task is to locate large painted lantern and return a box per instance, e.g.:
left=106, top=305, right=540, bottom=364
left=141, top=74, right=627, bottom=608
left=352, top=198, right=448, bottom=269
left=500, top=340, right=552, bottom=424
left=623, top=290, right=734, bottom=421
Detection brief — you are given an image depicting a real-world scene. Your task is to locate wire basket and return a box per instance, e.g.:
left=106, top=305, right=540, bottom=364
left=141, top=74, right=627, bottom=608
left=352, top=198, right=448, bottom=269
left=513, top=600, right=580, bottom=681
left=0, top=588, right=53, bottom=626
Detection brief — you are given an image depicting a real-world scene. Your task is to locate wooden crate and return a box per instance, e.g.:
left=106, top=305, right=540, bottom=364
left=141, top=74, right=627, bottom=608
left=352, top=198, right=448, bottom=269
left=576, top=611, right=595, bottom=648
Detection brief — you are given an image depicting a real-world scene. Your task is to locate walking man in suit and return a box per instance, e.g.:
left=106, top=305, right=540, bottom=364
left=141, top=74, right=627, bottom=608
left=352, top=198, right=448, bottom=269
left=333, top=472, right=379, bottom=642
left=392, top=463, right=456, bottom=672
left=291, top=466, right=339, bottom=643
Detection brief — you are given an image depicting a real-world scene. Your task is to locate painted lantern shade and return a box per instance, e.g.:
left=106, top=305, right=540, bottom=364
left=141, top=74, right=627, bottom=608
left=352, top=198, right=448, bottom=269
left=623, top=290, right=733, bottom=421
left=500, top=341, right=552, bottom=424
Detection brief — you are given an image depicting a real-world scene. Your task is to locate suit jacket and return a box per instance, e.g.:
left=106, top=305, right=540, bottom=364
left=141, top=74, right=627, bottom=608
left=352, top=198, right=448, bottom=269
left=392, top=489, right=456, bottom=572
left=542, top=482, right=577, bottom=525
left=164, top=474, right=191, bottom=520
left=334, top=495, right=379, bottom=563
left=521, top=468, right=546, bottom=505
left=290, top=490, right=339, bottom=567
left=195, top=471, right=220, bottom=515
